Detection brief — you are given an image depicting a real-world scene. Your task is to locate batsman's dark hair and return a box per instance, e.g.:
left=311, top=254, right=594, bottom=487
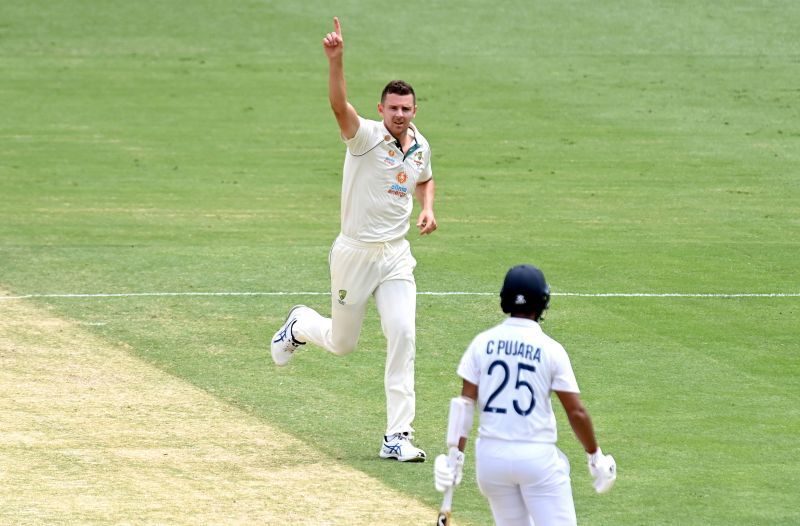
left=500, top=264, right=551, bottom=321
left=381, top=80, right=416, bottom=104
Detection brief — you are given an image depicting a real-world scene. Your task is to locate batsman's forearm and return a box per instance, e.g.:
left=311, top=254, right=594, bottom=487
left=328, top=57, right=348, bottom=116
left=566, top=407, right=599, bottom=454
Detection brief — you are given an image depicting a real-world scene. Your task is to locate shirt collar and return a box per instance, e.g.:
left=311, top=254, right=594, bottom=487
left=382, top=123, right=418, bottom=147
left=382, top=124, right=421, bottom=160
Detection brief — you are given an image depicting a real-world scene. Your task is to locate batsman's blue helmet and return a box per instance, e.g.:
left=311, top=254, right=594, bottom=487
left=500, top=264, right=550, bottom=318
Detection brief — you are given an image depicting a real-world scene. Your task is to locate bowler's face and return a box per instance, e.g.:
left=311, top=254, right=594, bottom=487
left=378, top=93, right=416, bottom=139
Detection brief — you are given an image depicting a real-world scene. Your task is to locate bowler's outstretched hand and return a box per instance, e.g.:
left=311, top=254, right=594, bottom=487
left=322, top=17, right=344, bottom=59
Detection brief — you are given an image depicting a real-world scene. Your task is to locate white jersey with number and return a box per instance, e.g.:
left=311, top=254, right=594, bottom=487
left=341, top=117, right=432, bottom=243
left=457, top=317, right=580, bottom=444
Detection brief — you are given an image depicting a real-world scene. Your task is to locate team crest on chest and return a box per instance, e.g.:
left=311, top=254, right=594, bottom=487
left=338, top=289, right=347, bottom=305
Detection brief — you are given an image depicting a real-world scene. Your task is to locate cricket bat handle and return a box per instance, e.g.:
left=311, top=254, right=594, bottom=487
left=436, top=486, right=454, bottom=525
left=436, top=486, right=455, bottom=526
left=436, top=445, right=462, bottom=525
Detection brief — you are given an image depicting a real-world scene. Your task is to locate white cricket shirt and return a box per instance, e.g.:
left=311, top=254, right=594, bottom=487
left=457, top=317, right=580, bottom=444
left=340, top=117, right=432, bottom=243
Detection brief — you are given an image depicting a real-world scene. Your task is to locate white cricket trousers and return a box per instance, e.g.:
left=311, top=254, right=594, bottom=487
left=476, top=438, right=577, bottom=526
left=293, top=234, right=418, bottom=436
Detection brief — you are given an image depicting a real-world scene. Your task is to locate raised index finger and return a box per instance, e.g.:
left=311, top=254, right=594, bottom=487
left=333, top=16, right=342, bottom=36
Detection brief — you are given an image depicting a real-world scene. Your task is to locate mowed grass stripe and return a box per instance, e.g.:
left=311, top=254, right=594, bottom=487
left=0, top=293, right=448, bottom=525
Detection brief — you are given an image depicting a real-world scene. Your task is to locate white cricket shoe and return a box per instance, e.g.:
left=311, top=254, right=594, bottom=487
left=270, top=305, right=306, bottom=366
left=380, top=432, right=426, bottom=462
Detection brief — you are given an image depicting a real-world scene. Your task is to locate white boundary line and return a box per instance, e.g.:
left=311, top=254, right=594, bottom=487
left=1, top=291, right=798, bottom=300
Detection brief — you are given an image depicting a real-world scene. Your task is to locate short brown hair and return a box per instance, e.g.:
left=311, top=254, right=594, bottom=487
left=381, top=80, right=416, bottom=104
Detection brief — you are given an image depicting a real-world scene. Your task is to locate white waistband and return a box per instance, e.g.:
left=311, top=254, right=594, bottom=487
left=336, top=233, right=404, bottom=250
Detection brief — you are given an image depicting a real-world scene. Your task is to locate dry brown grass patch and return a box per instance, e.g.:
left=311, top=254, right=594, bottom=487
left=0, top=294, right=444, bottom=524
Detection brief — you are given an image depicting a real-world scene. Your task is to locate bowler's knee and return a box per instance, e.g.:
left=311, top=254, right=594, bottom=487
left=330, top=333, right=358, bottom=356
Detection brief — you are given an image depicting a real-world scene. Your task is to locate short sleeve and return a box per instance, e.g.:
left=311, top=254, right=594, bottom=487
left=418, top=150, right=433, bottom=183
left=551, top=346, right=580, bottom=393
left=343, top=117, right=380, bottom=155
left=456, top=337, right=482, bottom=386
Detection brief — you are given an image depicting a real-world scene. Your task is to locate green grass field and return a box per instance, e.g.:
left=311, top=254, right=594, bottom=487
left=2, top=1, right=799, bottom=524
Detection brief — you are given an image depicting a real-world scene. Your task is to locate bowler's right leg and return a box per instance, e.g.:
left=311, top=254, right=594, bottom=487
left=290, top=299, right=366, bottom=356
left=270, top=235, right=376, bottom=363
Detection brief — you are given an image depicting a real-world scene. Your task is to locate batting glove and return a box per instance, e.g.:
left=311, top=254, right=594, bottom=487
left=434, top=447, right=464, bottom=493
left=587, top=448, right=617, bottom=494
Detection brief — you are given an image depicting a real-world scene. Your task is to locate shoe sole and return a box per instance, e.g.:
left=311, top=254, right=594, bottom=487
left=379, top=450, right=427, bottom=462
left=270, top=305, right=307, bottom=366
